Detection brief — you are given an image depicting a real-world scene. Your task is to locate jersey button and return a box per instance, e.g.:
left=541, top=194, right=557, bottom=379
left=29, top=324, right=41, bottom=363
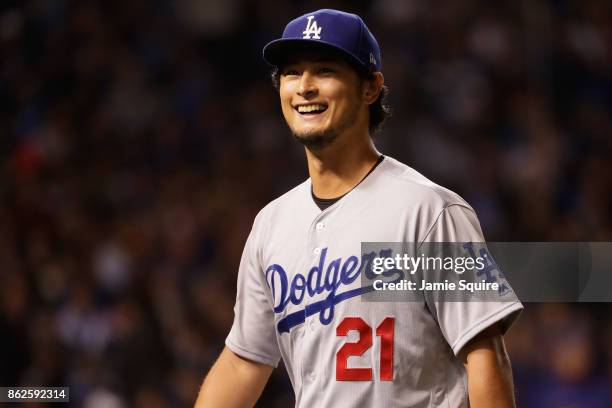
left=313, top=247, right=321, bottom=255
left=315, top=222, right=324, bottom=231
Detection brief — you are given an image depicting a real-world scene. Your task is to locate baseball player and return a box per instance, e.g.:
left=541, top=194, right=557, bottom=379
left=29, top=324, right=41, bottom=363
left=196, top=9, right=523, bottom=408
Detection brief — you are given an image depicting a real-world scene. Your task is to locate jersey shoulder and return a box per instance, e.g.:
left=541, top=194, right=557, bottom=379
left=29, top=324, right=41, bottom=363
left=250, top=178, right=313, bottom=237
left=378, top=156, right=473, bottom=209
left=374, top=156, right=480, bottom=242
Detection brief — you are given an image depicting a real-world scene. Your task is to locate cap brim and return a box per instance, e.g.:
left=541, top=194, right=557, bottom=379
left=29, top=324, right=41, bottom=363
left=262, top=39, right=368, bottom=73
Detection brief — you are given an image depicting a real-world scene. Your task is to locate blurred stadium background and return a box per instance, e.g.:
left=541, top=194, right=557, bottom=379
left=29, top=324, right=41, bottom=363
left=1, top=0, right=611, bottom=407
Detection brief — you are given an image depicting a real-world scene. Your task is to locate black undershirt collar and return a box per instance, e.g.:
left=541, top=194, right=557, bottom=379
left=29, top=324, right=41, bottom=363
left=311, top=155, right=384, bottom=211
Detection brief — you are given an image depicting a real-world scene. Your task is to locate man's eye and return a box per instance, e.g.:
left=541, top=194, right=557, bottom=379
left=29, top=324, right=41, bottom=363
left=319, top=67, right=335, bottom=74
left=282, top=69, right=299, bottom=76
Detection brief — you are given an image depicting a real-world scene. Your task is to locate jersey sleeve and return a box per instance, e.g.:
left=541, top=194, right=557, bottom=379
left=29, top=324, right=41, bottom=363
left=420, top=204, right=524, bottom=356
left=225, top=219, right=282, bottom=367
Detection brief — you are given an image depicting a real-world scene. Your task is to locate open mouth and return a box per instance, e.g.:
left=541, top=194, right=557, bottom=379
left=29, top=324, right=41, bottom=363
left=295, top=104, right=328, bottom=116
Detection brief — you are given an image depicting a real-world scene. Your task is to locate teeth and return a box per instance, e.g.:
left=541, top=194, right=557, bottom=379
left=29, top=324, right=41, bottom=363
left=297, top=104, right=326, bottom=113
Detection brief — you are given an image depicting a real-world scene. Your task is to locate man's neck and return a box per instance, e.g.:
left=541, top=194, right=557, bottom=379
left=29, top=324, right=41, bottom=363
left=306, top=132, right=380, bottom=199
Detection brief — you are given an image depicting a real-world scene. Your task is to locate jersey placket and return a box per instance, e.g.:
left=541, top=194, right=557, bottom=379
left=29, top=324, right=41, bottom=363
left=300, top=211, right=332, bottom=395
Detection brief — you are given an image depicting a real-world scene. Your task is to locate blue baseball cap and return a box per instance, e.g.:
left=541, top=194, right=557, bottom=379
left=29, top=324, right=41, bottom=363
left=263, top=9, right=381, bottom=73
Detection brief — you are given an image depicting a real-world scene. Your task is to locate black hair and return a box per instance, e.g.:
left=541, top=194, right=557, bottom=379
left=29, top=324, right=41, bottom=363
left=269, top=48, right=391, bottom=135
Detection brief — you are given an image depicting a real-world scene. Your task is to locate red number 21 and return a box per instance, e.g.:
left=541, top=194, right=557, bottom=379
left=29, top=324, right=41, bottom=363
left=336, top=317, right=395, bottom=381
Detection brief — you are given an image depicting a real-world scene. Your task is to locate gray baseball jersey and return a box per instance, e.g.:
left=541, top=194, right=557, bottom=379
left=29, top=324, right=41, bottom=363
left=226, top=156, right=523, bottom=407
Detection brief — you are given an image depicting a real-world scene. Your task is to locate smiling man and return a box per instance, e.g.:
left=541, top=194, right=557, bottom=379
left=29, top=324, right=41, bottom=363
left=274, top=45, right=384, bottom=152
left=195, top=9, right=523, bottom=408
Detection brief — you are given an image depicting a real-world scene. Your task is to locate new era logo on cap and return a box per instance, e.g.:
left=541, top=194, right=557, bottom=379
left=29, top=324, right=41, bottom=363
left=263, top=9, right=382, bottom=73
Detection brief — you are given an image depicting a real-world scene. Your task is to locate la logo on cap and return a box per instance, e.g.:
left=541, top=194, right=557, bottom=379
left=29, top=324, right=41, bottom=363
left=302, top=16, right=322, bottom=39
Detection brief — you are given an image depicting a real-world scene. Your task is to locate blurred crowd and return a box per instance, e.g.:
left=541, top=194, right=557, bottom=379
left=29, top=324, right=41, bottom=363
left=1, top=0, right=611, bottom=406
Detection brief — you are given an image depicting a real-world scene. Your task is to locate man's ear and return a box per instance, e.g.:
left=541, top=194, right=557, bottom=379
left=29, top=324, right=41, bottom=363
left=362, top=72, right=384, bottom=105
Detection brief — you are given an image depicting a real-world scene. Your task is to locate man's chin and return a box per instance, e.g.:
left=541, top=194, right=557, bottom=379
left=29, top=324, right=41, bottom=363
left=292, top=130, right=338, bottom=150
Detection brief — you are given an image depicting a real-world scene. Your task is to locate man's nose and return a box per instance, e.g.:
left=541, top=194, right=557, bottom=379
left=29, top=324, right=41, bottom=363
left=297, top=72, right=318, bottom=98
